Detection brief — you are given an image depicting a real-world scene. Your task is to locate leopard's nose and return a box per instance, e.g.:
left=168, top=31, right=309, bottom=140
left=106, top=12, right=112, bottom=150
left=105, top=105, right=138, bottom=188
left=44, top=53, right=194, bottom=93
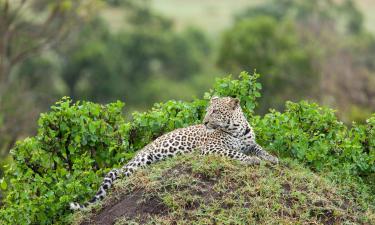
left=204, top=121, right=208, bottom=125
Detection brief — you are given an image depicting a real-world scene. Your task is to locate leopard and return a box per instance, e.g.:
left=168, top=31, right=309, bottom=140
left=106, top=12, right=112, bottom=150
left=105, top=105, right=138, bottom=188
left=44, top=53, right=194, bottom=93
left=70, top=96, right=278, bottom=210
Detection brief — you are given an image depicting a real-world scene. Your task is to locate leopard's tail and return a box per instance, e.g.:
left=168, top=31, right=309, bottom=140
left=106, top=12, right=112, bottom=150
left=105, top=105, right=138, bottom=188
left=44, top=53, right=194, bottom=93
left=69, top=168, right=121, bottom=210
left=69, top=152, right=151, bottom=210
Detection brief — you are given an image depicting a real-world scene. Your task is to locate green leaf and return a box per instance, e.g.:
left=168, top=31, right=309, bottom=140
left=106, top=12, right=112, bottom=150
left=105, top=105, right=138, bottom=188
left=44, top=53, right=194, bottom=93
left=255, top=83, right=262, bottom=89
left=0, top=178, right=7, bottom=190
left=74, top=135, right=81, bottom=143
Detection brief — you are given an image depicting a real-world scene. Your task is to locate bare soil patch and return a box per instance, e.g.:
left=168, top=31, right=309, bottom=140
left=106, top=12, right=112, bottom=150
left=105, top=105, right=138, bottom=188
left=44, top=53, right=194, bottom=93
left=80, top=190, right=168, bottom=225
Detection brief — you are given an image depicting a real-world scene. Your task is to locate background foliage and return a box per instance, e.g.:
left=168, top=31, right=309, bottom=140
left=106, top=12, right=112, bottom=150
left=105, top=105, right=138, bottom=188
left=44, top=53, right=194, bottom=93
left=1, top=0, right=375, bottom=159
left=0, top=0, right=375, bottom=222
left=0, top=72, right=374, bottom=224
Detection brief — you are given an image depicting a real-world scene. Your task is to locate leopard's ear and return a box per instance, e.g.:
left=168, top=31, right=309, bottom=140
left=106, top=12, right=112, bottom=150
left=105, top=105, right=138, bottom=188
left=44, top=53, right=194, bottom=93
left=210, top=96, right=219, bottom=102
left=229, top=98, right=240, bottom=109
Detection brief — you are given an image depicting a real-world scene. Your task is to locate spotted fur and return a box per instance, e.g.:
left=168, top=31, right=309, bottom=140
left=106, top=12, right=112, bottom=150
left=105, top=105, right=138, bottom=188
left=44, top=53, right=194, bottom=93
left=69, top=97, right=278, bottom=210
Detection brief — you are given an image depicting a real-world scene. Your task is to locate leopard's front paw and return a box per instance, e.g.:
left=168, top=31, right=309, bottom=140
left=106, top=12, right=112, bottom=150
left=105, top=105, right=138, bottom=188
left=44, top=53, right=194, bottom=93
left=245, top=156, right=261, bottom=165
left=267, top=155, right=279, bottom=164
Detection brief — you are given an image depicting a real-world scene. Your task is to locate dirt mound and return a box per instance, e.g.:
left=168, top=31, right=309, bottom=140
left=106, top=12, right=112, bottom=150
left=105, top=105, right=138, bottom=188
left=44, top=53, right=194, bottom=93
left=73, top=154, right=375, bottom=225
left=80, top=190, right=167, bottom=225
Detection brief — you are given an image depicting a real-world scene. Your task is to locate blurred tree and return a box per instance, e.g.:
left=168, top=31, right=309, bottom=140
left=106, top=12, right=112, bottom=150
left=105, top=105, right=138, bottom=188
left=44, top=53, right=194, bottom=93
left=1, top=0, right=211, bottom=123
left=217, top=16, right=317, bottom=113
left=236, top=0, right=363, bottom=36
left=226, top=0, right=375, bottom=120
left=56, top=3, right=211, bottom=106
left=0, top=0, right=102, bottom=92
left=339, top=0, right=364, bottom=34
left=57, top=18, right=114, bottom=100
left=0, top=0, right=133, bottom=204
left=0, top=0, right=103, bottom=164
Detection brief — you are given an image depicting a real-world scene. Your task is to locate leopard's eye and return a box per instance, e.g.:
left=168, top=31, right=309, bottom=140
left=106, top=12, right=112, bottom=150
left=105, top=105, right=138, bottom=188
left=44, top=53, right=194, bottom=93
left=212, top=109, right=218, bottom=113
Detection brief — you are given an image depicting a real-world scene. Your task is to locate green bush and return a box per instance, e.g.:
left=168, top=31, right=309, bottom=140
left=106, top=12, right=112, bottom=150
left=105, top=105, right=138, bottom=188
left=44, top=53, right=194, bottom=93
left=0, top=98, right=131, bottom=224
left=252, top=101, right=375, bottom=176
left=0, top=72, right=374, bottom=224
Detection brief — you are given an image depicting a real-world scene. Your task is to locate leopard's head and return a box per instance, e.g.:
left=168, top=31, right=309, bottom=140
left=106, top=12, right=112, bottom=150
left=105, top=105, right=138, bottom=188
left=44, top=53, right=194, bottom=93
left=203, top=96, right=246, bottom=132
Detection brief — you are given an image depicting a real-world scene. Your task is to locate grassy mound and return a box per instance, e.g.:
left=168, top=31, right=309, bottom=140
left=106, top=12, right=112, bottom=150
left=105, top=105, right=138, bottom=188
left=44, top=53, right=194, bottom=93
left=72, top=154, right=375, bottom=225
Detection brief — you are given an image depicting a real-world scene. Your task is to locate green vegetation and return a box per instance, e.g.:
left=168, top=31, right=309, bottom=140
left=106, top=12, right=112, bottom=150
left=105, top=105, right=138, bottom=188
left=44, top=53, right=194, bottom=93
left=254, top=101, right=375, bottom=176
left=218, top=0, right=375, bottom=117
left=218, top=16, right=317, bottom=113
left=0, top=0, right=214, bottom=165
left=19, top=6, right=212, bottom=106
left=1, top=0, right=375, bottom=223
left=0, top=99, right=130, bottom=224
left=1, top=0, right=375, bottom=163
left=0, top=72, right=374, bottom=224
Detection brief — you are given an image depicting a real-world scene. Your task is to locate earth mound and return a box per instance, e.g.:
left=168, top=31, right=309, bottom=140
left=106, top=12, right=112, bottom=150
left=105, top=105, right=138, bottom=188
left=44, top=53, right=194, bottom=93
left=72, top=154, right=375, bottom=225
